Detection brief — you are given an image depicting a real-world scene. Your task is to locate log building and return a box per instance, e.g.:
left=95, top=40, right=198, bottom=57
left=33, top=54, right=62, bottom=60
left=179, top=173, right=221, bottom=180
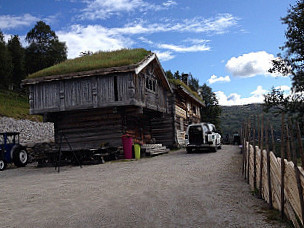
left=22, top=49, right=204, bottom=150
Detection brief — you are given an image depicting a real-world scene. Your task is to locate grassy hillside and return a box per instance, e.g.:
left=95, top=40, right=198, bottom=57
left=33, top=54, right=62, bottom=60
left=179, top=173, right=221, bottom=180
left=220, top=104, right=281, bottom=139
left=0, top=89, right=42, bottom=121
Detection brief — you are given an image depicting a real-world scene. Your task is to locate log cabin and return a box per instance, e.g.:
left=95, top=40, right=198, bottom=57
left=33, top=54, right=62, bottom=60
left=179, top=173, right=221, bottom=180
left=22, top=49, right=204, bottom=150
left=169, top=78, right=205, bottom=146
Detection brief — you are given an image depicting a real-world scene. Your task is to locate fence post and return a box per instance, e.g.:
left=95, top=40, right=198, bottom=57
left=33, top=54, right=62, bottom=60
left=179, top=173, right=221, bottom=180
left=259, top=113, right=264, bottom=198
left=242, top=122, right=245, bottom=176
left=285, top=124, right=292, bottom=161
left=247, top=118, right=251, bottom=184
left=266, top=121, right=273, bottom=209
left=290, top=119, right=304, bottom=226
left=253, top=115, right=257, bottom=190
left=280, top=112, right=285, bottom=219
left=270, top=124, right=276, bottom=154
left=296, top=122, right=304, bottom=168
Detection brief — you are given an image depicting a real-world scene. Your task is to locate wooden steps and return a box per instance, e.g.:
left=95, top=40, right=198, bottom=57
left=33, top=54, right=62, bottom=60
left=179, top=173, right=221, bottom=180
left=141, top=144, right=169, bottom=156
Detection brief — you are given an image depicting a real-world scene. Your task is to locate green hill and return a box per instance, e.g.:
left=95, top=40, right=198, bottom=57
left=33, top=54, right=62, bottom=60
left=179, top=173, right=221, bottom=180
left=220, top=104, right=281, bottom=140
left=0, top=89, right=41, bottom=121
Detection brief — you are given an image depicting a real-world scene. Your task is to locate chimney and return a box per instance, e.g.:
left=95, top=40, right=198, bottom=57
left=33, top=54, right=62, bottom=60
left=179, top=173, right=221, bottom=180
left=181, top=73, right=189, bottom=85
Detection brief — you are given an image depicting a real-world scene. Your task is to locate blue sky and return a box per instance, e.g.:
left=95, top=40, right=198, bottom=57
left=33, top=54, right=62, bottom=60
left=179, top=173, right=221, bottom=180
left=0, top=0, right=295, bottom=105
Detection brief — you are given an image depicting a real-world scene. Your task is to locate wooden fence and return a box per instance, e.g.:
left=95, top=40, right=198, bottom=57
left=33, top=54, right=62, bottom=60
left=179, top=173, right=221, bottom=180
left=242, top=114, right=304, bottom=227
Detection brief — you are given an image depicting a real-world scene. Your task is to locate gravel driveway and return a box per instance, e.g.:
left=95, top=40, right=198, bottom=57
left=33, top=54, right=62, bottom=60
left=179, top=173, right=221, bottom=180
left=1, top=145, right=288, bottom=228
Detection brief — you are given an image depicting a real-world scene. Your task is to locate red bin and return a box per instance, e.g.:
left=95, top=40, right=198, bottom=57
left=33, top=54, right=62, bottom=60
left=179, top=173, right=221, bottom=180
left=122, top=135, right=133, bottom=159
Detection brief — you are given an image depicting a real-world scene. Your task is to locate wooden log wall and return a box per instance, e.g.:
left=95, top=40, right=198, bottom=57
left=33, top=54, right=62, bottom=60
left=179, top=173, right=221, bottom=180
left=30, top=73, right=132, bottom=114
left=29, top=68, right=170, bottom=115
left=150, top=93, right=176, bottom=147
left=54, top=108, right=123, bottom=151
left=150, top=114, right=175, bottom=147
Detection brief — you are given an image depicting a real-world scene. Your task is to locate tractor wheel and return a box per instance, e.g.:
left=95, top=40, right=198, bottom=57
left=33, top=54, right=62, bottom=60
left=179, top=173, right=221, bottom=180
left=13, top=147, right=28, bottom=167
left=0, top=159, right=6, bottom=171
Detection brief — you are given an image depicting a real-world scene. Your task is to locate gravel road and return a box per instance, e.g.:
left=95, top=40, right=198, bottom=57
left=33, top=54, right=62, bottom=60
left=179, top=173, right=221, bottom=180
left=1, top=145, right=288, bottom=228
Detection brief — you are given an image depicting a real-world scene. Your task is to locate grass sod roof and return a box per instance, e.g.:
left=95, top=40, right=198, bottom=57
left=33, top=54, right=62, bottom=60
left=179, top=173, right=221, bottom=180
left=169, top=79, right=204, bottom=105
left=28, top=48, right=152, bottom=79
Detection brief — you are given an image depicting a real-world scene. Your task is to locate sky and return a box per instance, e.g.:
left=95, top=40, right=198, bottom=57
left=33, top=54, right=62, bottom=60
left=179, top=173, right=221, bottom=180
left=0, top=0, right=296, bottom=106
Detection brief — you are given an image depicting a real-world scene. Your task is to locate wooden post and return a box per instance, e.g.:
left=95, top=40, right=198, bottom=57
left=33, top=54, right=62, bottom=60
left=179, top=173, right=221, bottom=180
left=242, top=122, right=245, bottom=176
left=244, top=121, right=248, bottom=180
left=253, top=115, right=257, bottom=190
left=259, top=113, right=264, bottom=198
left=247, top=118, right=251, bottom=184
left=280, top=112, right=285, bottom=219
left=285, top=124, right=292, bottom=161
left=289, top=119, right=304, bottom=226
left=270, top=124, right=276, bottom=155
left=296, top=122, right=304, bottom=168
left=266, top=121, right=273, bottom=209
left=258, top=115, right=261, bottom=150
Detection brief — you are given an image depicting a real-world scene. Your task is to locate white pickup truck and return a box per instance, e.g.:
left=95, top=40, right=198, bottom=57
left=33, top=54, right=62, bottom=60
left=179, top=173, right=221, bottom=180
left=185, top=123, right=221, bottom=153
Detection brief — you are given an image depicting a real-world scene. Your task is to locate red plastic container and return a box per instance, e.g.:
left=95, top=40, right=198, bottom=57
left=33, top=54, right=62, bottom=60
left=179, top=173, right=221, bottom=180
left=122, top=135, right=133, bottom=159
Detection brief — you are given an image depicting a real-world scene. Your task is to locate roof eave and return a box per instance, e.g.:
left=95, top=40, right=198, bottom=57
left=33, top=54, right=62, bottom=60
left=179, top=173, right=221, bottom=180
left=178, top=86, right=205, bottom=107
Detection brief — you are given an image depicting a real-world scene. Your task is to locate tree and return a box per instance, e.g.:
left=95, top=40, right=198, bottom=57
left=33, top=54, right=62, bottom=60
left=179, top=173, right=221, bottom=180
left=7, top=35, right=25, bottom=90
left=265, top=1, right=304, bottom=120
left=165, top=70, right=174, bottom=80
left=199, top=83, right=222, bottom=130
left=188, top=73, right=199, bottom=92
left=0, top=30, right=12, bottom=89
left=25, top=21, right=67, bottom=74
left=173, top=70, right=181, bottom=80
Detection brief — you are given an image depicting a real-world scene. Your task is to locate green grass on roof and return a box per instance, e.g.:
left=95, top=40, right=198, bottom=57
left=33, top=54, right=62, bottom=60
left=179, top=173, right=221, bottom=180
left=169, top=79, right=204, bottom=103
left=28, top=48, right=151, bottom=79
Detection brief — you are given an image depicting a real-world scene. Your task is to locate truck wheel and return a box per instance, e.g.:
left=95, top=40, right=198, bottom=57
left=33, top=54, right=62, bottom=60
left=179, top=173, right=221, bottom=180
left=186, top=148, right=192, bottom=153
left=13, top=147, right=28, bottom=167
left=0, top=159, right=6, bottom=171
left=211, top=147, right=217, bottom=152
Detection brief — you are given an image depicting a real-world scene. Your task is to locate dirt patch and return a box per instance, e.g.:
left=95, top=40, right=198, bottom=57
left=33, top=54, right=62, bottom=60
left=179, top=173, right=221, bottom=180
left=1, top=145, right=288, bottom=227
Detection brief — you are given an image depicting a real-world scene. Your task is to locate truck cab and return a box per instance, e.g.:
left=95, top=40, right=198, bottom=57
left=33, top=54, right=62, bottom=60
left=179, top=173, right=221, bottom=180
left=185, top=123, right=221, bottom=153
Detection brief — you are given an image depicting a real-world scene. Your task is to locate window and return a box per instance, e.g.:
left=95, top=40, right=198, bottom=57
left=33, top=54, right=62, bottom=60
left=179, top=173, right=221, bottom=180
left=146, top=76, right=157, bottom=92
left=192, top=106, right=196, bottom=114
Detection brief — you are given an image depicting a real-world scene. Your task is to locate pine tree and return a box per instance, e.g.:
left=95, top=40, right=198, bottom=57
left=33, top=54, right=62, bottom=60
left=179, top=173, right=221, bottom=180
left=7, top=35, right=26, bottom=90
left=0, top=30, right=12, bottom=89
left=25, top=21, right=67, bottom=74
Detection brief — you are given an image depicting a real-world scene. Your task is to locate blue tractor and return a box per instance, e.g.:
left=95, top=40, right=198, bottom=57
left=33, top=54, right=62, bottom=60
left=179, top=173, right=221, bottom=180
left=0, top=132, right=28, bottom=171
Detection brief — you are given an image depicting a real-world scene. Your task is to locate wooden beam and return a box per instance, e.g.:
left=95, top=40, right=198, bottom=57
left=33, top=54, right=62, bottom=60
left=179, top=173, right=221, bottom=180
left=280, top=112, right=285, bottom=219
left=266, top=120, right=273, bottom=209
left=253, top=115, right=257, bottom=190
left=290, top=119, right=304, bottom=226
left=259, top=113, right=264, bottom=198
left=296, top=122, right=304, bottom=168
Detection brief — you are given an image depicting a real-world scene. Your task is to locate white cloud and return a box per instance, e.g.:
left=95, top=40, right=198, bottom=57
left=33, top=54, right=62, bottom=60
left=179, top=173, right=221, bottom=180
left=80, top=0, right=176, bottom=20
left=275, top=85, right=290, bottom=91
left=163, top=0, right=177, bottom=7
left=207, top=75, right=231, bottom=84
left=57, top=24, right=132, bottom=58
left=57, top=13, right=238, bottom=59
left=215, top=85, right=268, bottom=106
left=157, top=43, right=210, bottom=52
left=154, top=51, right=175, bottom=61
left=139, top=37, right=209, bottom=53
left=225, top=51, right=278, bottom=78
left=0, top=14, right=39, bottom=30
